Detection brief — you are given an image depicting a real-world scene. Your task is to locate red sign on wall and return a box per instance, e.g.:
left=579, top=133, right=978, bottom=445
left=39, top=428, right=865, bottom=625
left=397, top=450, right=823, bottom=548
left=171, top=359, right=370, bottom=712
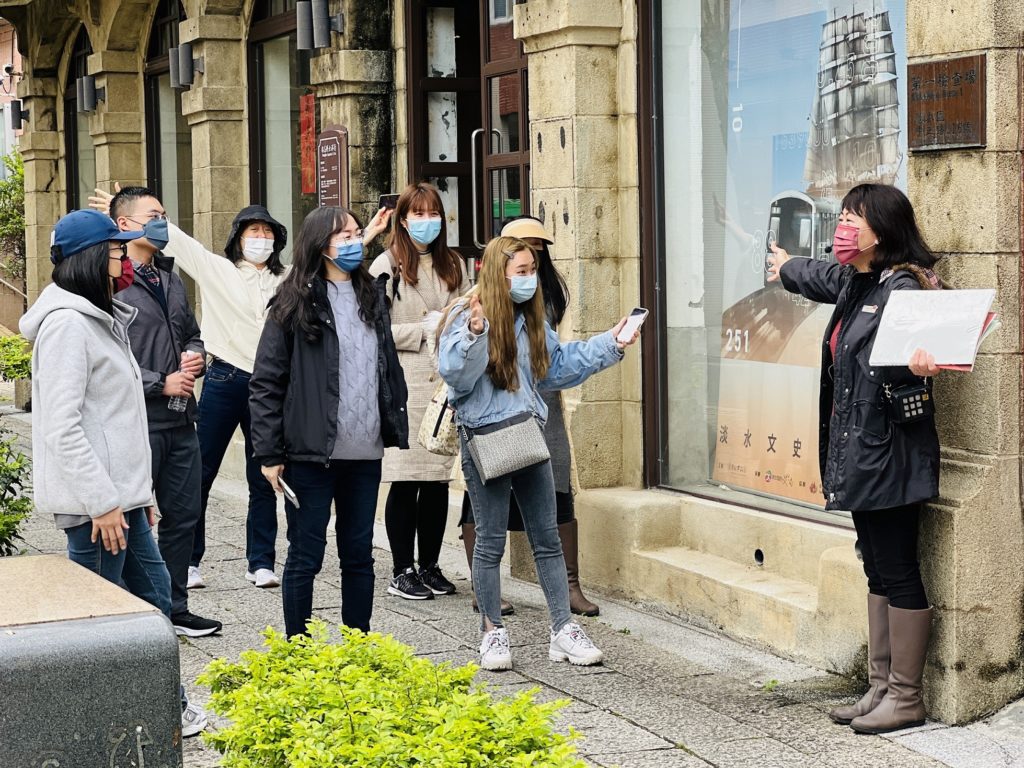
left=300, top=93, right=316, bottom=194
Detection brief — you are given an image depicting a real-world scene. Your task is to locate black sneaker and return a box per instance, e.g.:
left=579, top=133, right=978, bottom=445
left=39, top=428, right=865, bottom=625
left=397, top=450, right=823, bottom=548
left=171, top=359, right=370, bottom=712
left=172, top=611, right=223, bottom=637
left=419, top=563, right=456, bottom=595
left=387, top=567, right=434, bottom=600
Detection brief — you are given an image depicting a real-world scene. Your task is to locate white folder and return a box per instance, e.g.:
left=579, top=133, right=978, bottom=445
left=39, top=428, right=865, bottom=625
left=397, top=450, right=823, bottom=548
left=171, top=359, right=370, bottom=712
left=869, top=289, right=998, bottom=370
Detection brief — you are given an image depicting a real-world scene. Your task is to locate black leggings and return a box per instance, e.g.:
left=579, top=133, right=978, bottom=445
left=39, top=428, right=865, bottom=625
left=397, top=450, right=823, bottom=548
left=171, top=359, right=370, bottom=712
left=852, top=504, right=928, bottom=610
left=385, top=481, right=449, bottom=575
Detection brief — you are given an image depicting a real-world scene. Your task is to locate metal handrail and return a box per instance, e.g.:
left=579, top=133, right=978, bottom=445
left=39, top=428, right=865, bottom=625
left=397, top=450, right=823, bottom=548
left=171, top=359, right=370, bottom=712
left=470, top=128, right=486, bottom=248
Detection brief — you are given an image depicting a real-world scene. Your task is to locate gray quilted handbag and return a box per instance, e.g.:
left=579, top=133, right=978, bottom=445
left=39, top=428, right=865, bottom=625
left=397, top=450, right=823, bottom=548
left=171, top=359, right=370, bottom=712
left=461, top=412, right=551, bottom=483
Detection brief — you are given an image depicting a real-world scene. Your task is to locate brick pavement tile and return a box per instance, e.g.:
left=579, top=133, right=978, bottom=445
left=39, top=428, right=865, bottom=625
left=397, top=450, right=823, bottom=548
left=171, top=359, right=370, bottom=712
left=895, top=726, right=1024, bottom=768
left=685, top=736, right=833, bottom=768
left=563, top=708, right=675, bottom=756
left=587, top=747, right=713, bottom=767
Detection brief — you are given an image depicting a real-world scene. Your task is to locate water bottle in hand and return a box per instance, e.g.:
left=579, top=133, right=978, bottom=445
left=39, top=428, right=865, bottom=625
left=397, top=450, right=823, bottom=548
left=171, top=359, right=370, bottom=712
left=168, top=352, right=197, bottom=413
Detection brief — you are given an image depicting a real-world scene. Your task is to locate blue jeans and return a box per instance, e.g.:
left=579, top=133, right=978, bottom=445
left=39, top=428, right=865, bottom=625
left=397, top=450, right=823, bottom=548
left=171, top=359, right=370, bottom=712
left=194, top=359, right=278, bottom=571
left=66, top=509, right=187, bottom=712
left=460, top=437, right=571, bottom=634
left=281, top=459, right=382, bottom=637
left=65, top=507, right=172, bottom=617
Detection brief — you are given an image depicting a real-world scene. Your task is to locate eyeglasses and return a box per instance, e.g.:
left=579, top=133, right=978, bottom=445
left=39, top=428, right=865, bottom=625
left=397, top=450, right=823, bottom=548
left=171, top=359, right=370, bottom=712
left=331, top=231, right=364, bottom=245
left=126, top=213, right=167, bottom=224
left=108, top=242, right=129, bottom=259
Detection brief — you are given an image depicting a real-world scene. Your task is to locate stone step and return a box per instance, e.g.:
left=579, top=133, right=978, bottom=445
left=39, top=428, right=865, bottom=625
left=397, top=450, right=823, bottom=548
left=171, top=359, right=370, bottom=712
left=637, top=544, right=819, bottom=615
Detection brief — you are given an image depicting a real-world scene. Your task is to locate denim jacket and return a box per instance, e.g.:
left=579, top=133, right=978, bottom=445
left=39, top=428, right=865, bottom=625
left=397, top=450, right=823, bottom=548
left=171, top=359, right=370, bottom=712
left=438, top=302, right=623, bottom=429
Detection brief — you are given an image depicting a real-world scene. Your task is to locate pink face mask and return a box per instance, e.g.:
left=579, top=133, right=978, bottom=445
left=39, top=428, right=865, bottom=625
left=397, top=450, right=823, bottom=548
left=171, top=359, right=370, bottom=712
left=832, top=223, right=863, bottom=265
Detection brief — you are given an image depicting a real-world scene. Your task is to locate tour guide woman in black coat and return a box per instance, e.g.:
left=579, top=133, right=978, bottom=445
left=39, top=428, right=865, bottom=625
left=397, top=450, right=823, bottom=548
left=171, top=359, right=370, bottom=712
left=249, top=205, right=408, bottom=638
left=767, top=183, right=942, bottom=735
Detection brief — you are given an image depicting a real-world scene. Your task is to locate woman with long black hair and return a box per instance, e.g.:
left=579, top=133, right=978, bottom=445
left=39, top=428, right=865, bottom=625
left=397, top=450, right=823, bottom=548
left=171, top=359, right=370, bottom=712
left=458, top=215, right=600, bottom=616
left=767, top=183, right=941, bottom=734
left=249, top=206, right=408, bottom=637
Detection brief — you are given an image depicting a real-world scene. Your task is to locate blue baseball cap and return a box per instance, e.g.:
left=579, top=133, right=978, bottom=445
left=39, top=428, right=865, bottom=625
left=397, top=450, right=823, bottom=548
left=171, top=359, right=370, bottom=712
left=50, top=209, right=144, bottom=264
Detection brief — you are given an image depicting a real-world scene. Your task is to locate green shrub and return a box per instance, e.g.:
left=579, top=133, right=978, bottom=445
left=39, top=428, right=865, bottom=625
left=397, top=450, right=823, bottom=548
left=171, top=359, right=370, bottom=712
left=0, top=335, right=30, bottom=381
left=0, top=430, right=30, bottom=556
left=199, top=622, right=586, bottom=768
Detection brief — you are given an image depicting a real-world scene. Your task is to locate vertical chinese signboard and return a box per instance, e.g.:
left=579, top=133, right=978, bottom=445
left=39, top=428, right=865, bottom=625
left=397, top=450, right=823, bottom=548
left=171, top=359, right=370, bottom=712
left=299, top=94, right=317, bottom=195
left=708, top=1, right=908, bottom=507
left=317, top=125, right=349, bottom=208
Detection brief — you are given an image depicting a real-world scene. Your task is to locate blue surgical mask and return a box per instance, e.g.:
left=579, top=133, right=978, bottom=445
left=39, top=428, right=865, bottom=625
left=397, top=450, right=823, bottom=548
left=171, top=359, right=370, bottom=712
left=142, top=218, right=169, bottom=250
left=328, top=240, right=364, bottom=273
left=509, top=274, right=537, bottom=304
left=407, top=218, right=442, bottom=246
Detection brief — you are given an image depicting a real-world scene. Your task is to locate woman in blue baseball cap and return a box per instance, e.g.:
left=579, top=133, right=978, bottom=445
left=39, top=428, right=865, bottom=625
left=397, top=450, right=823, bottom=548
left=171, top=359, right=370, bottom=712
left=19, top=209, right=208, bottom=737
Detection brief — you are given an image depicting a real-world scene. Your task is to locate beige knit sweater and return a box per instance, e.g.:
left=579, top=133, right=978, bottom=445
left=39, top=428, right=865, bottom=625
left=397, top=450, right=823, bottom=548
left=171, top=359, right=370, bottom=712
left=369, top=250, right=470, bottom=482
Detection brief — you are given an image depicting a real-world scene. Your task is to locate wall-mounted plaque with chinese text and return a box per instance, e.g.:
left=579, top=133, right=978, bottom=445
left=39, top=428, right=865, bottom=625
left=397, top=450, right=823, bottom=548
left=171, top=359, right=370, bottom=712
left=908, top=54, right=986, bottom=151
left=317, top=126, right=349, bottom=208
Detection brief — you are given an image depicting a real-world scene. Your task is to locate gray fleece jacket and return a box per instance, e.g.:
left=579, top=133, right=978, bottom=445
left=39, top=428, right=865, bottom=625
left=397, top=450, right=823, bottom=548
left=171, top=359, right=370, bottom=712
left=20, top=285, right=155, bottom=530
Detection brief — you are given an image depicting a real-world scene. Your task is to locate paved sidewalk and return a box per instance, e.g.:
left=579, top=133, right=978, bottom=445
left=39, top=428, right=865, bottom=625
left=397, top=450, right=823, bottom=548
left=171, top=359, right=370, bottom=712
left=6, top=408, right=1024, bottom=767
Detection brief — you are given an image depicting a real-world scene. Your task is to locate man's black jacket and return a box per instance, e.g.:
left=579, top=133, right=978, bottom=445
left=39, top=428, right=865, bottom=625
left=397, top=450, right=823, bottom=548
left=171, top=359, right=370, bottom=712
left=119, top=252, right=206, bottom=431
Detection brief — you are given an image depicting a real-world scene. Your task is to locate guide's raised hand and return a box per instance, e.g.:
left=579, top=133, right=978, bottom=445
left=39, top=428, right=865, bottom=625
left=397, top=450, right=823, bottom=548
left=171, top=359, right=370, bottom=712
left=468, top=294, right=485, bottom=334
left=766, top=242, right=791, bottom=283
left=87, top=182, right=121, bottom=216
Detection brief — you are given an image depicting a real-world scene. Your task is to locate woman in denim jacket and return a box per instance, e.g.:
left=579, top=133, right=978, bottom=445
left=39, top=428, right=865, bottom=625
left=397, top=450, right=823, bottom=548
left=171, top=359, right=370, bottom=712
left=439, top=236, right=639, bottom=671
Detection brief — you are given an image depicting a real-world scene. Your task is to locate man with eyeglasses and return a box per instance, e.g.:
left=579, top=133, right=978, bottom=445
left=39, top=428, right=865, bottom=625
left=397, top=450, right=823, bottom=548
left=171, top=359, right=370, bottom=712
left=111, top=186, right=222, bottom=639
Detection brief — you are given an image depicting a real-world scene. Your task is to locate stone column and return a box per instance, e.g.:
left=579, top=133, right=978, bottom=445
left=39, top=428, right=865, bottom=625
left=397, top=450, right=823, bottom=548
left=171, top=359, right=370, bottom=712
left=310, top=49, right=392, bottom=226
left=18, top=72, right=60, bottom=304
left=179, top=14, right=248, bottom=252
left=88, top=50, right=145, bottom=191
left=907, top=0, right=1024, bottom=723
left=515, top=0, right=640, bottom=490
left=311, top=0, right=393, bottom=226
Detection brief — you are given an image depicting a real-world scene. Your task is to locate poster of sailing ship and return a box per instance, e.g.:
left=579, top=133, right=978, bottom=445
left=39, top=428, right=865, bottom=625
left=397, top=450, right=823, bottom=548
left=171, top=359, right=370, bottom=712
left=712, top=1, right=907, bottom=507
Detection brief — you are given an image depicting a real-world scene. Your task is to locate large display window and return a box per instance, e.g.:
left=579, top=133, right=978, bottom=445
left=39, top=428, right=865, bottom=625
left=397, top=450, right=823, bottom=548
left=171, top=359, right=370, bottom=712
left=145, top=0, right=193, bottom=235
left=651, top=0, right=907, bottom=515
left=63, top=28, right=95, bottom=210
left=248, top=0, right=316, bottom=259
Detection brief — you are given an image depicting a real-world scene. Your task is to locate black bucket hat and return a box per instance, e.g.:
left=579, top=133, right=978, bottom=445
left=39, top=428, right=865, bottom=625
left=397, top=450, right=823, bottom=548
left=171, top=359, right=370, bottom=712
left=224, top=205, right=287, bottom=259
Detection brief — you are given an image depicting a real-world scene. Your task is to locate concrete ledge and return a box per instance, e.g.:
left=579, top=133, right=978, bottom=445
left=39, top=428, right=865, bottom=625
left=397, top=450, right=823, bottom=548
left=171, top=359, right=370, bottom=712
left=0, top=556, right=182, bottom=766
left=522, top=488, right=868, bottom=675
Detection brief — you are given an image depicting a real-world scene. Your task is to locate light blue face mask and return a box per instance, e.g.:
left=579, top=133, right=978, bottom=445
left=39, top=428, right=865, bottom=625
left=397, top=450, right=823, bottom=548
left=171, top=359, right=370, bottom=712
left=142, top=218, right=169, bottom=250
left=407, top=217, right=442, bottom=246
left=328, top=240, right=364, bottom=273
left=509, top=274, right=538, bottom=304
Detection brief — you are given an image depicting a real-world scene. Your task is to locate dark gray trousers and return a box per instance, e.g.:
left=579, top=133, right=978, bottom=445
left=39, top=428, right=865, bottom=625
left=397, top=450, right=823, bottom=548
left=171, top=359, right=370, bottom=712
left=150, top=425, right=203, bottom=616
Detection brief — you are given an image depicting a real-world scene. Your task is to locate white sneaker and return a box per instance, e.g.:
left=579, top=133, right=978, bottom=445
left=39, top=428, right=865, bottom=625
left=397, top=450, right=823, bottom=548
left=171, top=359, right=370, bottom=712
left=549, top=621, right=604, bottom=666
left=186, top=566, right=205, bottom=590
left=479, top=627, right=513, bottom=671
left=245, top=568, right=281, bottom=588
left=181, top=701, right=208, bottom=738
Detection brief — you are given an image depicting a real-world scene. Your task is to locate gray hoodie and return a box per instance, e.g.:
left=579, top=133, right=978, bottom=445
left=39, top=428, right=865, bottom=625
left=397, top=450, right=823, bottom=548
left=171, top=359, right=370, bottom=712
left=20, top=285, right=155, bottom=529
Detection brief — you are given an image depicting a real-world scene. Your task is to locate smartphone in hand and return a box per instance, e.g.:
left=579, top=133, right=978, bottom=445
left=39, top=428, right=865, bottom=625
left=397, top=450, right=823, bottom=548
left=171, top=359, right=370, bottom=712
left=379, top=193, right=400, bottom=211
left=617, top=307, right=649, bottom=343
left=279, top=478, right=300, bottom=509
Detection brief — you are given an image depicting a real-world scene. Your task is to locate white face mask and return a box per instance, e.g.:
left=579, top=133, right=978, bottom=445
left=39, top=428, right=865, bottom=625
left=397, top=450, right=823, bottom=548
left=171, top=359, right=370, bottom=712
left=241, top=237, right=274, bottom=264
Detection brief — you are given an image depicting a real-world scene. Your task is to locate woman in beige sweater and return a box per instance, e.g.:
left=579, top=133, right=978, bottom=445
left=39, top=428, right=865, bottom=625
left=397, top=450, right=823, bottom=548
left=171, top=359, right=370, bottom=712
left=370, top=182, right=470, bottom=600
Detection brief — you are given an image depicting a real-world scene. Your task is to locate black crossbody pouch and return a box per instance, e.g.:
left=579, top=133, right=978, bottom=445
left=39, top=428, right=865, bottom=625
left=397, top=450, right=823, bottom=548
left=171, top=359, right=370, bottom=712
left=884, top=381, right=934, bottom=424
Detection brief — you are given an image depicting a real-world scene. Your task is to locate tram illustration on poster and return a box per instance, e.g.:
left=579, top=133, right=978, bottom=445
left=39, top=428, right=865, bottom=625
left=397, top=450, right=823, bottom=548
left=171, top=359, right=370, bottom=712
left=711, top=1, right=907, bottom=506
